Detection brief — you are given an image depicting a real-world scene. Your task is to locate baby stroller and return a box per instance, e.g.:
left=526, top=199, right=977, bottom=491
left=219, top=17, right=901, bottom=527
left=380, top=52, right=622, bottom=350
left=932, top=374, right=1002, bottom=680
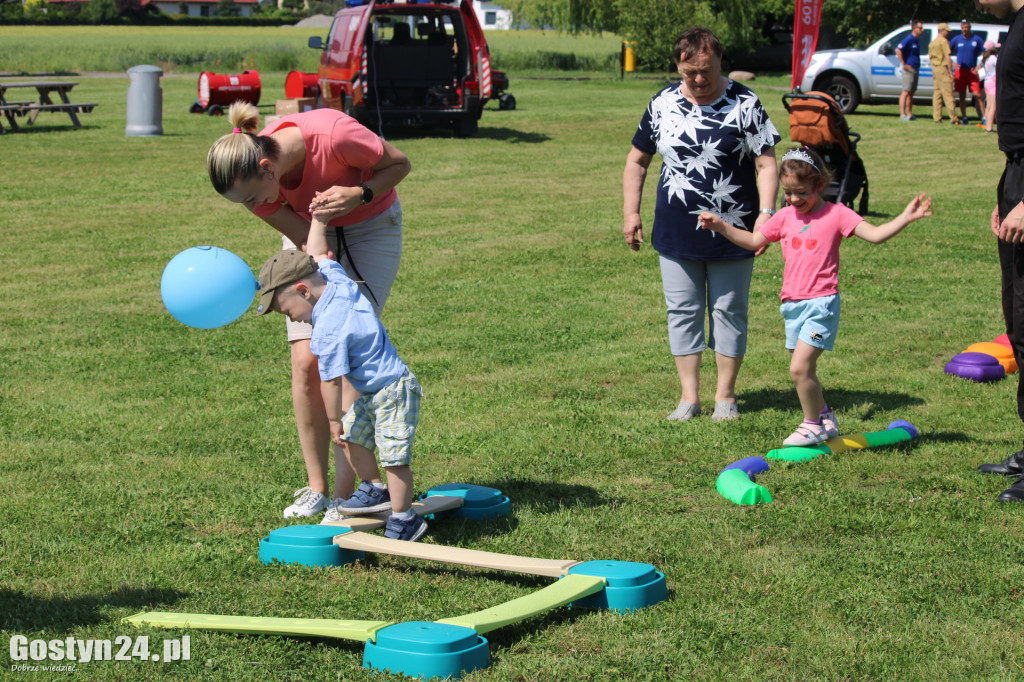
left=782, top=91, right=869, bottom=214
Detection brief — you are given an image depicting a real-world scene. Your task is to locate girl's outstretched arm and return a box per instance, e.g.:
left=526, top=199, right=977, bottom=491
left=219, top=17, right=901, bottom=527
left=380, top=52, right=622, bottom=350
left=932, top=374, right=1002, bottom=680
left=698, top=212, right=769, bottom=251
left=853, top=193, right=932, bottom=244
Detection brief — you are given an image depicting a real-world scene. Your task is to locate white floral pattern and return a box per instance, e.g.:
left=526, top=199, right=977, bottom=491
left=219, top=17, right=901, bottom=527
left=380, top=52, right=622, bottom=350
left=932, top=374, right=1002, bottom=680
left=633, top=80, right=780, bottom=261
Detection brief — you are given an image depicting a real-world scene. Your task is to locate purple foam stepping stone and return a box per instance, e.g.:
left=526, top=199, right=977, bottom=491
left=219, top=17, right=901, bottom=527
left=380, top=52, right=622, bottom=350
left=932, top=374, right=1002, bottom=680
left=721, top=456, right=770, bottom=478
left=945, top=352, right=1005, bottom=382
left=950, top=351, right=1000, bottom=366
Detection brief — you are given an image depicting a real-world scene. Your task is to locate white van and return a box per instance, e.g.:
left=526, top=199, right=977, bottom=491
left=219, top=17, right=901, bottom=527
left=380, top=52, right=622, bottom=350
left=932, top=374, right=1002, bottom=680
left=798, top=22, right=1009, bottom=114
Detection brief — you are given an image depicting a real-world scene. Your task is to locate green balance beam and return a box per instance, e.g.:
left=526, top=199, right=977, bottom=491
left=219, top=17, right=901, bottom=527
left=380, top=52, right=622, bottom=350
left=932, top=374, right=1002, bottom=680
left=435, top=574, right=607, bottom=634
left=125, top=612, right=393, bottom=643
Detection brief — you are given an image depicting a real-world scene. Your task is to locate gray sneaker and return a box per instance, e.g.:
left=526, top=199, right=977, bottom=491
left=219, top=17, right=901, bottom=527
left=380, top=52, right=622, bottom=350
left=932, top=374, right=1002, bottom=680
left=283, top=487, right=329, bottom=519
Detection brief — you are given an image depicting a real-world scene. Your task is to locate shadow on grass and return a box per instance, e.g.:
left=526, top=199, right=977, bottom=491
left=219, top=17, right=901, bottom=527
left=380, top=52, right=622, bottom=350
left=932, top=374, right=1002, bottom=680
left=488, top=479, right=605, bottom=512
left=423, top=480, right=604, bottom=547
left=374, top=125, right=550, bottom=143
left=1, top=123, right=102, bottom=135
left=0, top=586, right=187, bottom=631
left=739, top=386, right=926, bottom=418
left=918, top=430, right=972, bottom=445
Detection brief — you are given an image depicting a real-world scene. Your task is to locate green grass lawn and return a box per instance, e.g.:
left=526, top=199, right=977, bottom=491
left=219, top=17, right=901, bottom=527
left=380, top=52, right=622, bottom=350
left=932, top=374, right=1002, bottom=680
left=0, top=26, right=625, bottom=75
left=1, top=64, right=1023, bottom=681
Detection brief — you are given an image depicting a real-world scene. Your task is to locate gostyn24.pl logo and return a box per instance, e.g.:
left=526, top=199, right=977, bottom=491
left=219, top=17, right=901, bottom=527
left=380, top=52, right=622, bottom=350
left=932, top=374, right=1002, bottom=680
left=8, top=635, right=191, bottom=670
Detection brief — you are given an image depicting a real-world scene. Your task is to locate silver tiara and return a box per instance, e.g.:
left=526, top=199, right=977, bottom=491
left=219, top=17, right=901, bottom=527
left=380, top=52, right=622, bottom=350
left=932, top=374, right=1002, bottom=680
left=781, top=148, right=821, bottom=173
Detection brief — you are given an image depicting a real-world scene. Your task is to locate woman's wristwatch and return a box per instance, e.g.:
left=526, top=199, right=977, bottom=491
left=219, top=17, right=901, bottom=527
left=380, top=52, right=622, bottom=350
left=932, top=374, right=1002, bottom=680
left=759, top=208, right=776, bottom=216
left=358, top=183, right=374, bottom=205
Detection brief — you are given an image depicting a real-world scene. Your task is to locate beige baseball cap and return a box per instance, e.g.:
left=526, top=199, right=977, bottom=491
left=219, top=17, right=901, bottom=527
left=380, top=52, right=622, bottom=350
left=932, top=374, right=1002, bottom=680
left=256, top=250, right=318, bottom=315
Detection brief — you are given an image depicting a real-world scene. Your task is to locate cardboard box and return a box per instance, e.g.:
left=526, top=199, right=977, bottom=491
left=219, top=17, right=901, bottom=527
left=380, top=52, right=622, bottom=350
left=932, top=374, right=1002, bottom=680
left=275, top=97, right=317, bottom=115
left=263, top=114, right=283, bottom=127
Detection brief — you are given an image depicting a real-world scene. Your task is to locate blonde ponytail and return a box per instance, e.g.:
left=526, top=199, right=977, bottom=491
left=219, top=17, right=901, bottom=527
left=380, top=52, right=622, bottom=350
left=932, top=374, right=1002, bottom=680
left=228, top=101, right=260, bottom=132
left=207, top=100, right=281, bottom=195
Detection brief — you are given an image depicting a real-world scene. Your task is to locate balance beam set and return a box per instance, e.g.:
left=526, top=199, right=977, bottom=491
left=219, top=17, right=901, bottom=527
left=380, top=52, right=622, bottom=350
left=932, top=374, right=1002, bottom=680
left=715, top=421, right=920, bottom=506
left=126, top=483, right=667, bottom=680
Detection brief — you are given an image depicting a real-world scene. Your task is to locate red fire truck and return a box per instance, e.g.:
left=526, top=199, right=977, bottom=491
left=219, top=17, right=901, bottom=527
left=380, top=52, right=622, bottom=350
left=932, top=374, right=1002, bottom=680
left=308, top=0, right=513, bottom=137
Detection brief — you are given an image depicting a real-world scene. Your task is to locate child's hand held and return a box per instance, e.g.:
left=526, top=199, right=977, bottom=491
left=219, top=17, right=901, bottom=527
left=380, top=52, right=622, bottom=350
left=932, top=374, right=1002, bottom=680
left=698, top=212, right=720, bottom=232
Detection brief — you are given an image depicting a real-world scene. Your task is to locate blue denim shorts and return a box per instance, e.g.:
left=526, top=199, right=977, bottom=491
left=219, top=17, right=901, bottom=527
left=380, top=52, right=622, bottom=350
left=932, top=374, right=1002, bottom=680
left=780, top=294, right=840, bottom=351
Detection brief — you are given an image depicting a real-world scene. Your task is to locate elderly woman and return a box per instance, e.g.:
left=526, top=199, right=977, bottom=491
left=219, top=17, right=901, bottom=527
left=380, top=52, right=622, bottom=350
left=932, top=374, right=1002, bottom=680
left=208, top=101, right=411, bottom=518
left=623, top=27, right=779, bottom=422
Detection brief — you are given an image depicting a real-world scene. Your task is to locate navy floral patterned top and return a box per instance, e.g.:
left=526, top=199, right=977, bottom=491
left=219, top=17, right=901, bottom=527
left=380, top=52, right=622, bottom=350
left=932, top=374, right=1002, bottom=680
left=632, top=79, right=780, bottom=261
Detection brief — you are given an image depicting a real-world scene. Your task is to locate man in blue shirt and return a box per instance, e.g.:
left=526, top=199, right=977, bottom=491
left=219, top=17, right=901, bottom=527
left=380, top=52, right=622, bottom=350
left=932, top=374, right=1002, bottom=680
left=950, top=19, right=987, bottom=123
left=897, top=20, right=924, bottom=121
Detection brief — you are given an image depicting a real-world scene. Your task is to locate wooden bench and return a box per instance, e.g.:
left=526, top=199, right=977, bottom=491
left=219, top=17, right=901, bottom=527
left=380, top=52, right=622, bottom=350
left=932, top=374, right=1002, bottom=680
left=23, top=102, right=98, bottom=127
left=0, top=104, right=23, bottom=133
left=0, top=81, right=96, bottom=132
left=23, top=102, right=98, bottom=114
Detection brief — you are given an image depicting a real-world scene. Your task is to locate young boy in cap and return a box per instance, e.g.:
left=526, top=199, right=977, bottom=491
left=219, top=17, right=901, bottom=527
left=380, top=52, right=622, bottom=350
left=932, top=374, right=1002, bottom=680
left=256, top=216, right=426, bottom=541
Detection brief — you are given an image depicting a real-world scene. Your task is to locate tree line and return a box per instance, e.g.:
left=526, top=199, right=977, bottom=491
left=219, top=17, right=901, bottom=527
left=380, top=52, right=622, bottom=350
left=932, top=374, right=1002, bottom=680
left=503, top=0, right=1003, bottom=71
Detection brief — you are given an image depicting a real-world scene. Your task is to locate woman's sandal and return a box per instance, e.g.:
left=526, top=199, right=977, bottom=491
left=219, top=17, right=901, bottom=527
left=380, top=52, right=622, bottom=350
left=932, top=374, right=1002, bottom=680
left=667, top=401, right=700, bottom=421
left=710, top=400, right=739, bottom=422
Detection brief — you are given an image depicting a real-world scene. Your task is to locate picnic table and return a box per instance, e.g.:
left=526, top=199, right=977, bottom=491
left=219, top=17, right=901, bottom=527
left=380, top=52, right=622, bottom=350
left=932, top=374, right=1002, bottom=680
left=0, top=81, right=98, bottom=134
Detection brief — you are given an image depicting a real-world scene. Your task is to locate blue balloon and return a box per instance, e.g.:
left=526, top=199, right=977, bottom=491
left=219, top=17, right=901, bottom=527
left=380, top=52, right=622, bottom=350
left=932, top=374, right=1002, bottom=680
left=161, top=246, right=258, bottom=329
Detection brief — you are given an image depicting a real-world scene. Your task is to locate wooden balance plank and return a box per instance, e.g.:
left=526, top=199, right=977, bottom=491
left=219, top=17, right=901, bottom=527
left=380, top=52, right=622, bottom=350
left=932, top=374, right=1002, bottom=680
left=319, top=494, right=466, bottom=531
left=333, top=532, right=582, bottom=578
left=124, top=612, right=393, bottom=643
left=436, top=574, right=606, bottom=634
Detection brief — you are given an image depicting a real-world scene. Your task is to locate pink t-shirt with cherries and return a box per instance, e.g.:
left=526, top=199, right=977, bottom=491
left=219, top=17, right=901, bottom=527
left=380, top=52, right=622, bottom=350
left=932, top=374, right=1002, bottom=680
left=758, top=202, right=864, bottom=302
left=251, top=109, right=397, bottom=227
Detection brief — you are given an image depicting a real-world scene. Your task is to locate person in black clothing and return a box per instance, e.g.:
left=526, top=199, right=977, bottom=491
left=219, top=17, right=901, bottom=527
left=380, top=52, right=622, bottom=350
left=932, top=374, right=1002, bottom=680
left=975, top=0, right=1024, bottom=501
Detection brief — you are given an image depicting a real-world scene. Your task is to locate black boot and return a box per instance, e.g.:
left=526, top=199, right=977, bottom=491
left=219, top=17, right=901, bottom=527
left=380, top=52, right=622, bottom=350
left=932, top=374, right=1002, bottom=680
left=977, top=449, right=1024, bottom=475
left=997, top=476, right=1024, bottom=503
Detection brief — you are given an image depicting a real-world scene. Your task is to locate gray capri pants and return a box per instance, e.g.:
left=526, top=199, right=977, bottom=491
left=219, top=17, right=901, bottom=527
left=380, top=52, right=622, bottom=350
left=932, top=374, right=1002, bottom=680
left=284, top=199, right=403, bottom=341
left=659, top=254, right=754, bottom=358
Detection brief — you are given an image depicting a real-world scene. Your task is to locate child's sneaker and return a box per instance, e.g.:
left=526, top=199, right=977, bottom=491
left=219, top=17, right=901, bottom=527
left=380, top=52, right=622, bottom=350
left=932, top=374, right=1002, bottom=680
left=820, top=406, right=839, bottom=439
left=783, top=421, right=829, bottom=447
left=283, top=487, right=329, bottom=519
left=384, top=513, right=428, bottom=542
left=337, top=481, right=392, bottom=515
left=319, top=499, right=350, bottom=525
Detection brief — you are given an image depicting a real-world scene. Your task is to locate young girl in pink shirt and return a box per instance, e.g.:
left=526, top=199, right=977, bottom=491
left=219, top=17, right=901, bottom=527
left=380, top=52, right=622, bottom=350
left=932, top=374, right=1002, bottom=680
left=699, top=147, right=932, bottom=446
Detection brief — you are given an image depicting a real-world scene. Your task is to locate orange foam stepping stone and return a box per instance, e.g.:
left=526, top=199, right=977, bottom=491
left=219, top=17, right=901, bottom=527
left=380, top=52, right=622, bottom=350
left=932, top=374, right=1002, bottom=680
left=966, top=342, right=1018, bottom=373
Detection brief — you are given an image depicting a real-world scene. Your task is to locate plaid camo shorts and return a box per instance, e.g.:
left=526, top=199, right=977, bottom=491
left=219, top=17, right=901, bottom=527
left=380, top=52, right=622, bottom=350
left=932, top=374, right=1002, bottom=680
left=341, top=371, right=421, bottom=467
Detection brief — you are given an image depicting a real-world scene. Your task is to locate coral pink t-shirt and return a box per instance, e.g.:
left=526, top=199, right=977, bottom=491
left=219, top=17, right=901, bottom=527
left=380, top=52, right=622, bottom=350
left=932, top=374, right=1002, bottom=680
left=251, top=109, right=397, bottom=227
left=759, top=202, right=864, bottom=302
